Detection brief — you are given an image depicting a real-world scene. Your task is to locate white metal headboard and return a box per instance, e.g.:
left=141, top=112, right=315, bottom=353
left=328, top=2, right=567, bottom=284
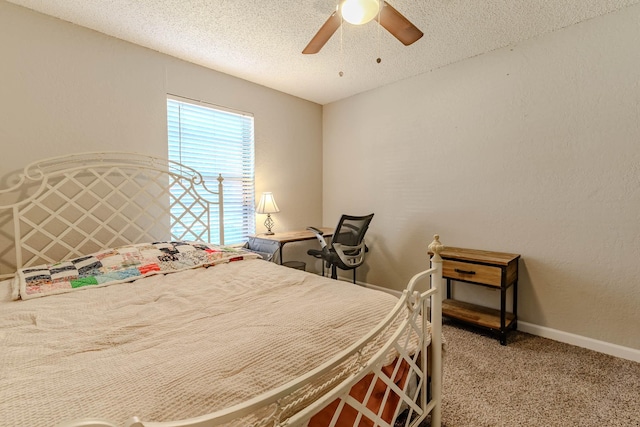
left=0, top=152, right=224, bottom=278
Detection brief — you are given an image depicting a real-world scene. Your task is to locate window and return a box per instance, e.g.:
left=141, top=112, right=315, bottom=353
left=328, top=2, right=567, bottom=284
left=167, top=96, right=255, bottom=245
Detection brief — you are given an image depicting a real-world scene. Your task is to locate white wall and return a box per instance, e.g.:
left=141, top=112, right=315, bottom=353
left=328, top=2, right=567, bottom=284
left=323, top=5, right=640, bottom=350
left=0, top=2, right=323, bottom=274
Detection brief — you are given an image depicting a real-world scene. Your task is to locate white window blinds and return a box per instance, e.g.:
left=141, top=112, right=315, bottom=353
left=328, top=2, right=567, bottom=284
left=167, top=96, right=255, bottom=245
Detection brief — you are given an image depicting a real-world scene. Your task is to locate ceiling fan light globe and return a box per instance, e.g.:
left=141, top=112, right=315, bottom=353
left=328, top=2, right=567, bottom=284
left=340, top=0, right=380, bottom=25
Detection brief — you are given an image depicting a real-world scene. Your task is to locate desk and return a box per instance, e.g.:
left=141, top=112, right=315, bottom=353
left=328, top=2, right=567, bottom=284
left=252, top=227, right=334, bottom=265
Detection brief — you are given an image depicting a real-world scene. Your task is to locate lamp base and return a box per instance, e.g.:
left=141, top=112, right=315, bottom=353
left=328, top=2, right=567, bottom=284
left=264, top=214, right=275, bottom=235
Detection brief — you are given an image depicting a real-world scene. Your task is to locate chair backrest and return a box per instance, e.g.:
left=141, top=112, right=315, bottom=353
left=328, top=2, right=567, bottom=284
left=332, top=214, right=374, bottom=248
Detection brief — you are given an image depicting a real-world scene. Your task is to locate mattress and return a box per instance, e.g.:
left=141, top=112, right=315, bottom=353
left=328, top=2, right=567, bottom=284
left=0, top=259, right=414, bottom=426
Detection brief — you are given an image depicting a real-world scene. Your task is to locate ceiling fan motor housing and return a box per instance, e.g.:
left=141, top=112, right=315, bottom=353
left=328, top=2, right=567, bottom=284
left=340, top=0, right=380, bottom=25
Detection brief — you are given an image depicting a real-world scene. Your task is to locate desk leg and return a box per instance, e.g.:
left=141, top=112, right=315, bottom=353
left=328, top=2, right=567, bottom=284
left=279, top=242, right=285, bottom=264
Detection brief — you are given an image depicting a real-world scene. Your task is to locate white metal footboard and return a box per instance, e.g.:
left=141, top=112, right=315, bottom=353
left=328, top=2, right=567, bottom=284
left=72, top=236, right=443, bottom=427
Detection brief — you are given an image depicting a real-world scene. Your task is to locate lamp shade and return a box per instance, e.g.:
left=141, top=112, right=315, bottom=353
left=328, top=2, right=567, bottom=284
left=256, top=192, right=280, bottom=214
left=341, top=0, right=380, bottom=25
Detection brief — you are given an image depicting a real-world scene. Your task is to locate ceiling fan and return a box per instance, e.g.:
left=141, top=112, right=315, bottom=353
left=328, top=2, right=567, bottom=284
left=303, top=0, right=423, bottom=54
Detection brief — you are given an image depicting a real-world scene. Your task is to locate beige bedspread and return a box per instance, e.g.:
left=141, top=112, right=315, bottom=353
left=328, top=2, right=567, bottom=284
left=0, top=259, right=407, bottom=426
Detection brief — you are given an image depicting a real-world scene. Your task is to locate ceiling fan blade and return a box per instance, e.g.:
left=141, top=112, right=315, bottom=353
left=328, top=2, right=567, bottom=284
left=375, top=1, right=423, bottom=46
left=302, top=11, right=341, bottom=54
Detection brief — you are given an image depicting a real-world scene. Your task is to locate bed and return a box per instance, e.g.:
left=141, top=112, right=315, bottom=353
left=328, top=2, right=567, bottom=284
left=0, top=152, right=444, bottom=427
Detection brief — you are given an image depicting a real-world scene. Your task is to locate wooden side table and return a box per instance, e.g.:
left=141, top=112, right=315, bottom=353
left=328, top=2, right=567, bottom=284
left=434, top=247, right=520, bottom=345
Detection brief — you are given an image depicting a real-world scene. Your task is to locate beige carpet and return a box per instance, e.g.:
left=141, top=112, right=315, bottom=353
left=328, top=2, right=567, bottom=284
left=438, top=321, right=640, bottom=427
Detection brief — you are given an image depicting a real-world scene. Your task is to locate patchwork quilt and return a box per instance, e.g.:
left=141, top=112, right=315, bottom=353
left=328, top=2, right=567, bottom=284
left=14, top=241, right=260, bottom=300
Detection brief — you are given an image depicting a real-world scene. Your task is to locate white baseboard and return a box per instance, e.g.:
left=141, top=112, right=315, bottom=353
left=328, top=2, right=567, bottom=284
left=356, top=281, right=640, bottom=363
left=359, top=281, right=403, bottom=297
left=517, top=321, right=640, bottom=363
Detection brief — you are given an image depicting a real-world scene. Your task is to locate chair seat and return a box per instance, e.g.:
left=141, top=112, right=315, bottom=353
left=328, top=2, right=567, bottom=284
left=307, top=248, right=340, bottom=268
left=307, top=248, right=325, bottom=258
left=307, top=248, right=360, bottom=267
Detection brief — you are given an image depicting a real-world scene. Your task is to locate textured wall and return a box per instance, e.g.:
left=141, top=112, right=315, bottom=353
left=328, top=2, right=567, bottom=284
left=0, top=2, right=323, bottom=275
left=323, top=5, right=640, bottom=349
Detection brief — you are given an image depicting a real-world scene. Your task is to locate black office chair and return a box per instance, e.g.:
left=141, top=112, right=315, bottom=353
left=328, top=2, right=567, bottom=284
left=307, top=213, right=374, bottom=283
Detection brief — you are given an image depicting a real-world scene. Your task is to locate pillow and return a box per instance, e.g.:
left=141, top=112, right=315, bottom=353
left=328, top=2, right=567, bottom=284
left=13, top=241, right=260, bottom=300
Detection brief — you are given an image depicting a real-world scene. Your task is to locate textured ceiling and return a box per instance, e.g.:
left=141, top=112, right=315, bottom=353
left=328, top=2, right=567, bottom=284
left=7, top=0, right=640, bottom=105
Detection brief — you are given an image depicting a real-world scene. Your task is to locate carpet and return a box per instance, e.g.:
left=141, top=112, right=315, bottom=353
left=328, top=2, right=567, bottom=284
left=438, top=321, right=640, bottom=426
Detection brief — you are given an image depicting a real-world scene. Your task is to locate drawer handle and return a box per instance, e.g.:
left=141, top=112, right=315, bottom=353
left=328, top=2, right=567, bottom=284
left=454, top=268, right=476, bottom=275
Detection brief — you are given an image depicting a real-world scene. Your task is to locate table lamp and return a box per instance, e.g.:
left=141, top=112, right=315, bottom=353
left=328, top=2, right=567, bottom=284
left=256, top=192, right=280, bottom=235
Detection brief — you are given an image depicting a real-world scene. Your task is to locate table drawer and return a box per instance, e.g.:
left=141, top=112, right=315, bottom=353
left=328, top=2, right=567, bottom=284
left=443, top=260, right=502, bottom=287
